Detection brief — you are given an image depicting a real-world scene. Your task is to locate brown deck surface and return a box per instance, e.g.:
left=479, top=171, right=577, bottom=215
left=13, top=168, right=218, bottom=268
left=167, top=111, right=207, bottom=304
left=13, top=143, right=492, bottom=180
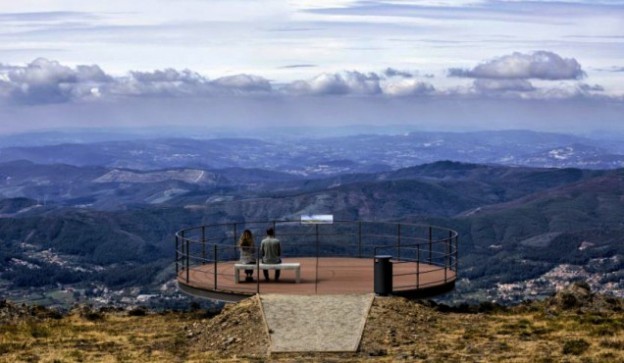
left=178, top=257, right=455, bottom=296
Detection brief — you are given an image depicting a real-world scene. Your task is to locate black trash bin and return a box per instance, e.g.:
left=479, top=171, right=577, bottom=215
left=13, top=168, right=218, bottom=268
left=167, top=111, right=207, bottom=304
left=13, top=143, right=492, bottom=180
left=374, top=255, right=393, bottom=296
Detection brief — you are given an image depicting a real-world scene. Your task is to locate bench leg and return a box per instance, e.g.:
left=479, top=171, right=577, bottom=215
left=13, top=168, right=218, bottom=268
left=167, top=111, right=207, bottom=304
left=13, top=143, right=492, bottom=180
left=234, top=269, right=240, bottom=284
left=295, top=268, right=300, bottom=283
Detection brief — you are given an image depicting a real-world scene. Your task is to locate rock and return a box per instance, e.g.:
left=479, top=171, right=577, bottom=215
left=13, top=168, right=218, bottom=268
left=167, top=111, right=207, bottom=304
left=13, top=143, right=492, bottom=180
left=369, top=348, right=387, bottom=356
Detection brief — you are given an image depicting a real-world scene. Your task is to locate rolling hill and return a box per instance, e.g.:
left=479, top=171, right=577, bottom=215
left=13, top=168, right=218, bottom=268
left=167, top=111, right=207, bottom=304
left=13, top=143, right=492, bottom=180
left=1, top=160, right=624, bottom=306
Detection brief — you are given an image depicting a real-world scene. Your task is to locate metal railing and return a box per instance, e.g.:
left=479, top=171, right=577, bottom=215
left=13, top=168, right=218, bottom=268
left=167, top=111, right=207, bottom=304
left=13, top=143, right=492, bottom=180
left=175, top=220, right=458, bottom=296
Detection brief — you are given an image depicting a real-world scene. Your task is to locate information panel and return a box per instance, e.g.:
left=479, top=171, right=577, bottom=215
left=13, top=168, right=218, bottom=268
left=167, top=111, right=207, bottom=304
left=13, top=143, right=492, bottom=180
left=301, top=214, right=334, bottom=224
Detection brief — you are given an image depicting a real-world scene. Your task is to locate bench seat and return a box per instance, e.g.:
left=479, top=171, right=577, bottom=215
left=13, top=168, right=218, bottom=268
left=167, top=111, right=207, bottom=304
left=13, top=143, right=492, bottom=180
left=234, top=262, right=301, bottom=283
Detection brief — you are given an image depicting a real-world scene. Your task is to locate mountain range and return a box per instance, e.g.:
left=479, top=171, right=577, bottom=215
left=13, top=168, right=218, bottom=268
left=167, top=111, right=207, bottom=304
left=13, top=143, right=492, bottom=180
left=0, top=129, right=623, bottom=307
left=1, top=130, right=624, bottom=174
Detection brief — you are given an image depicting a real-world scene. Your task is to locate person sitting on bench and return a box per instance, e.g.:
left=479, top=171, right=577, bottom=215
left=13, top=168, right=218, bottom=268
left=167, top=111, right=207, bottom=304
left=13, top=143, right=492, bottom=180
left=260, top=227, right=281, bottom=281
left=238, top=229, right=255, bottom=282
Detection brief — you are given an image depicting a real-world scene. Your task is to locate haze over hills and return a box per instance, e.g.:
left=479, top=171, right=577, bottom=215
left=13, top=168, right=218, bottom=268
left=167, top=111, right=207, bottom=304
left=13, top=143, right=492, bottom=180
left=1, top=129, right=624, bottom=308
left=2, top=129, right=624, bottom=174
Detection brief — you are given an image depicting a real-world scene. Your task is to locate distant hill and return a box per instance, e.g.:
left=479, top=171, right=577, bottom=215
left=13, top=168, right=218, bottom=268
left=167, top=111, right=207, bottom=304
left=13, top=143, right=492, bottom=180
left=2, top=130, right=624, bottom=173
left=1, top=160, right=624, bottom=306
left=0, top=197, right=39, bottom=215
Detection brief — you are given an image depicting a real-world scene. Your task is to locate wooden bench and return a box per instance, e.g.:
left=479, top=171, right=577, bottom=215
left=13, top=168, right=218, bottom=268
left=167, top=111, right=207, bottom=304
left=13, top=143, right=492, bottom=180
left=234, top=263, right=301, bottom=283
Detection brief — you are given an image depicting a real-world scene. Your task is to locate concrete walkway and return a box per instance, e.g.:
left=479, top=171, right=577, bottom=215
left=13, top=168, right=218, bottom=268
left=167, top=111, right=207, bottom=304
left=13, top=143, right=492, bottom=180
left=259, top=294, right=374, bottom=353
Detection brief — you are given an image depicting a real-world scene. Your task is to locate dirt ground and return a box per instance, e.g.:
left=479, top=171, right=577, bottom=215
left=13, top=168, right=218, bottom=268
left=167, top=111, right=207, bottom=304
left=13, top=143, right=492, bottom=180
left=186, top=295, right=269, bottom=360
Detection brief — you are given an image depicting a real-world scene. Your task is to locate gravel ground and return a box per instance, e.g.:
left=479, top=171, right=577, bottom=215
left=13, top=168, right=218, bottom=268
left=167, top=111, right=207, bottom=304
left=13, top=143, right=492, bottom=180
left=260, top=294, right=374, bottom=352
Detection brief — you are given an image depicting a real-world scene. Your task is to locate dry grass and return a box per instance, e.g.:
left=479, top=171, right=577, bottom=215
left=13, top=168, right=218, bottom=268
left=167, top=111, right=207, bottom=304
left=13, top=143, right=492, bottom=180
left=1, top=292, right=624, bottom=362
left=358, top=296, right=624, bottom=362
left=0, top=308, right=199, bottom=362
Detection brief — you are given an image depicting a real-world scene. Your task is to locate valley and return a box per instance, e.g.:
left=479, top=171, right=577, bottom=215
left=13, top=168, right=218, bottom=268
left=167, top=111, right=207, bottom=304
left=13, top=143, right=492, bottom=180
left=1, top=129, right=623, bottom=309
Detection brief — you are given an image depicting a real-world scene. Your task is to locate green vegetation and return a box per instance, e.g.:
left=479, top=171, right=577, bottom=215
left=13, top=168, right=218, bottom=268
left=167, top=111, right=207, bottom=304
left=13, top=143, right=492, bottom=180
left=2, top=162, right=624, bottom=306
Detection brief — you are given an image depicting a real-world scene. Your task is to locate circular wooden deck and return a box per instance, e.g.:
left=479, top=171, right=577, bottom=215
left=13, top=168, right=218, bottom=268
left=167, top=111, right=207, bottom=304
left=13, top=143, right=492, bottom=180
left=177, top=257, right=456, bottom=302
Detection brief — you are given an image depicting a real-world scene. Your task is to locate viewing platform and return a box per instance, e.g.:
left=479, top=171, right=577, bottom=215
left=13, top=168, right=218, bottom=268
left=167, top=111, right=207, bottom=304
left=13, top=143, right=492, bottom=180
left=175, top=220, right=458, bottom=302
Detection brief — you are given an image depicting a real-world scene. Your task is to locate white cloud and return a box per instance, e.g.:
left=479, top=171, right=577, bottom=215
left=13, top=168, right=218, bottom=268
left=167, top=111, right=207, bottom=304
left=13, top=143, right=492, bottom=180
left=211, top=74, right=272, bottom=93
left=383, top=79, right=435, bottom=96
left=0, top=58, right=618, bottom=105
left=284, top=71, right=382, bottom=95
left=0, top=59, right=276, bottom=103
left=449, top=51, right=585, bottom=80
left=473, top=79, right=535, bottom=93
left=0, top=58, right=110, bottom=104
left=111, top=68, right=208, bottom=97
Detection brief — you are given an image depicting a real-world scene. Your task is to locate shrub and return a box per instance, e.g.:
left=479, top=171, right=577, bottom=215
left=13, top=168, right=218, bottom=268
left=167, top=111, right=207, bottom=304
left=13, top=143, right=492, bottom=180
left=562, top=339, right=590, bottom=355
left=128, top=306, right=147, bottom=316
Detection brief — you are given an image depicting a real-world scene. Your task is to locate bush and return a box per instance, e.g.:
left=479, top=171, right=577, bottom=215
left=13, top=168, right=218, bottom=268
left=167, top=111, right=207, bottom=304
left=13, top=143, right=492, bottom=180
left=128, top=306, right=147, bottom=316
left=562, top=339, right=590, bottom=355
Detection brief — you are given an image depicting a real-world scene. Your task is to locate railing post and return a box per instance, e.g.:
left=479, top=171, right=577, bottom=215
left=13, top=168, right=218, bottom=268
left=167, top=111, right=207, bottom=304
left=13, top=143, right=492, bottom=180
left=445, top=231, right=451, bottom=283
left=201, top=226, right=206, bottom=264
left=416, top=244, right=420, bottom=289
left=397, top=224, right=401, bottom=260
left=214, top=244, right=218, bottom=290
left=315, top=224, right=319, bottom=294
left=185, top=238, right=190, bottom=284
left=358, top=221, right=362, bottom=258
left=428, top=226, right=432, bottom=264
left=256, top=245, right=260, bottom=294
left=172, top=222, right=458, bottom=297
left=455, top=235, right=459, bottom=273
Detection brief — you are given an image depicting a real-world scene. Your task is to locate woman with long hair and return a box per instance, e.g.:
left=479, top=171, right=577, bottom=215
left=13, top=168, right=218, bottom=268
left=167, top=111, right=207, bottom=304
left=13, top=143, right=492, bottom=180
left=238, top=229, right=256, bottom=282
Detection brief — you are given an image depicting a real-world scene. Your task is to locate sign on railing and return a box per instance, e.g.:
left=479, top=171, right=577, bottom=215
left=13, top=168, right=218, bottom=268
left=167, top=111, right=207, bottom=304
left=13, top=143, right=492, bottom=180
left=301, top=214, right=333, bottom=224
left=175, top=220, right=458, bottom=299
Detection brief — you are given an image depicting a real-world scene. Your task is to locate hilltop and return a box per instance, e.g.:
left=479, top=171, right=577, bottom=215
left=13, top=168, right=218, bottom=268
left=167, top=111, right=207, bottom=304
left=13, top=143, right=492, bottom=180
left=1, top=282, right=623, bottom=362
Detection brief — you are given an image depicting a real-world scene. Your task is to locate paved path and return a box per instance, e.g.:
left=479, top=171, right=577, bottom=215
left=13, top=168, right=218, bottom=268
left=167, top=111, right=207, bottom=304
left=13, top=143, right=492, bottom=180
left=259, top=294, right=374, bottom=352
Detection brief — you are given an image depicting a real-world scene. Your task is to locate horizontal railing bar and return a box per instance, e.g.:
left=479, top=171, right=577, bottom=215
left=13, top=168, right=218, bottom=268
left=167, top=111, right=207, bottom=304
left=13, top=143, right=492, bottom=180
left=177, top=220, right=458, bottom=296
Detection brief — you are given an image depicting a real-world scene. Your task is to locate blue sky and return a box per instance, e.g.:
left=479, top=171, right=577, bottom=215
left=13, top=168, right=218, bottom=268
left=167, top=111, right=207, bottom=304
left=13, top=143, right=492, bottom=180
left=0, top=0, right=623, bottom=135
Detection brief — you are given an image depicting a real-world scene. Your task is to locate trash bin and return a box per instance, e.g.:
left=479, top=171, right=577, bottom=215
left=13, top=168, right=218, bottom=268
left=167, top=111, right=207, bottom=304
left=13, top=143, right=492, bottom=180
left=374, top=255, right=393, bottom=296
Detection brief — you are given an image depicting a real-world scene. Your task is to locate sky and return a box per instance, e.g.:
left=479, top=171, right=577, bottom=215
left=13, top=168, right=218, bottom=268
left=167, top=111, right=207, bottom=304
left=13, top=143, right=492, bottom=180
left=0, top=0, right=623, bottom=135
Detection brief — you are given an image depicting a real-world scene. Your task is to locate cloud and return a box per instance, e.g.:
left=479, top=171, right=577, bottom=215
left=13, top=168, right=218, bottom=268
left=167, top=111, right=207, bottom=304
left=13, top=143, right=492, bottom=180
left=211, top=74, right=272, bottom=93
left=503, top=82, right=607, bottom=101
left=0, top=11, right=98, bottom=22
left=284, top=71, right=382, bottom=95
left=0, top=58, right=111, bottom=104
left=578, top=83, right=604, bottom=92
left=383, top=79, right=435, bottom=96
left=114, top=70, right=272, bottom=97
left=0, top=59, right=274, bottom=103
left=449, top=51, right=585, bottom=80
left=278, top=64, right=317, bottom=69
left=110, top=68, right=209, bottom=97
left=0, top=58, right=616, bottom=105
left=473, top=79, right=535, bottom=93
left=383, top=67, right=414, bottom=78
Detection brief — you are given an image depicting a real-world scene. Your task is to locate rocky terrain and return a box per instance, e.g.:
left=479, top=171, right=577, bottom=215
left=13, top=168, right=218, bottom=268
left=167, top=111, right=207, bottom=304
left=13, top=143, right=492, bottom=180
left=1, top=282, right=623, bottom=362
